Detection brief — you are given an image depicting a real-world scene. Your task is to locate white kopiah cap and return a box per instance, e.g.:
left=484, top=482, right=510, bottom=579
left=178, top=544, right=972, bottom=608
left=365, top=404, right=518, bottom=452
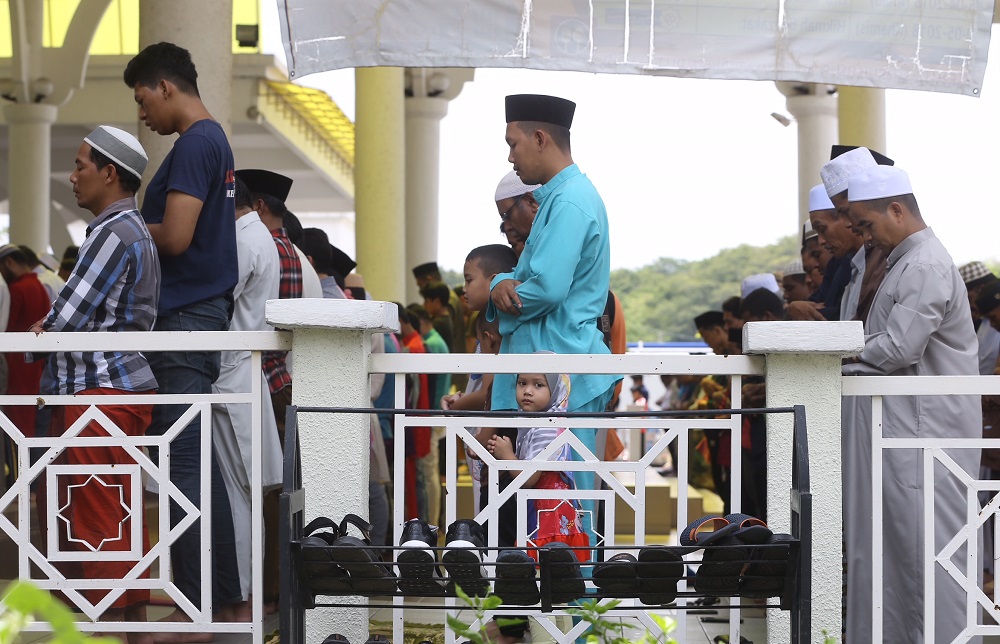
left=848, top=166, right=913, bottom=202
left=808, top=184, right=834, bottom=212
left=84, top=125, right=147, bottom=179
left=820, top=147, right=876, bottom=198
left=741, top=273, right=781, bottom=299
left=495, top=170, right=541, bottom=202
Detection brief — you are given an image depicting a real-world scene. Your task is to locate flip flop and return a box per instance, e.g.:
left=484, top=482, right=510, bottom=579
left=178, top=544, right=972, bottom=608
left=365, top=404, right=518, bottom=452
left=679, top=516, right=739, bottom=547
left=329, top=514, right=397, bottom=596
left=296, top=517, right=351, bottom=595
left=592, top=552, right=639, bottom=595
left=724, top=513, right=773, bottom=545
left=637, top=546, right=683, bottom=605
left=493, top=548, right=540, bottom=605
left=740, top=533, right=794, bottom=599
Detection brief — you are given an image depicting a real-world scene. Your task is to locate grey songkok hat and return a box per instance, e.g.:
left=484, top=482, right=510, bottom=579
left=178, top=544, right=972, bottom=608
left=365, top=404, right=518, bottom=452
left=84, top=126, right=148, bottom=179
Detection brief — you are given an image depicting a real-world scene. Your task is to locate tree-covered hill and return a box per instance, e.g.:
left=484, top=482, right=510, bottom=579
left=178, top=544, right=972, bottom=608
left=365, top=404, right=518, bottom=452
left=611, top=235, right=800, bottom=342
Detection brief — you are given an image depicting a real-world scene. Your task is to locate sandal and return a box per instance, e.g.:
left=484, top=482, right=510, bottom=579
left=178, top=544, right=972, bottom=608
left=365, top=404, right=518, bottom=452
left=681, top=516, right=746, bottom=597
left=740, top=533, right=794, bottom=599
left=296, top=517, right=351, bottom=595
left=592, top=552, right=639, bottom=595
left=329, top=514, right=397, bottom=596
left=724, top=513, right=772, bottom=545
left=637, top=546, right=683, bottom=605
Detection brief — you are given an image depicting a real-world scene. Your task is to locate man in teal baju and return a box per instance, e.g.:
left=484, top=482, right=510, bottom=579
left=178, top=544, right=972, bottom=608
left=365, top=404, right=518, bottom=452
left=487, top=94, right=621, bottom=550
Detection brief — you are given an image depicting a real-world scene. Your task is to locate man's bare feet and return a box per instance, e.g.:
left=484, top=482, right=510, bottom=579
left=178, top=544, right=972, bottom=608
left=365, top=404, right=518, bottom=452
left=214, top=601, right=252, bottom=623
left=150, top=609, right=214, bottom=643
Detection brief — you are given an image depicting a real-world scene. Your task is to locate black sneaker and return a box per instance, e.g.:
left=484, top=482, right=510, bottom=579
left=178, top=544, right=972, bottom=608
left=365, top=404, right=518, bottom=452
left=442, top=519, right=489, bottom=597
left=493, top=548, right=539, bottom=605
left=396, top=519, right=444, bottom=596
left=540, top=542, right=585, bottom=604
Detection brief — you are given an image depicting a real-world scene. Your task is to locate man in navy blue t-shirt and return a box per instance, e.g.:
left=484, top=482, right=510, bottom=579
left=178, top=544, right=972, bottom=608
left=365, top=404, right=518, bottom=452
left=124, top=42, right=242, bottom=625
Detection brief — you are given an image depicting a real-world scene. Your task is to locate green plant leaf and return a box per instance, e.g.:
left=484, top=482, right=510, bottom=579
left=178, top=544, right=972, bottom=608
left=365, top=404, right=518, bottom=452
left=481, top=595, right=503, bottom=611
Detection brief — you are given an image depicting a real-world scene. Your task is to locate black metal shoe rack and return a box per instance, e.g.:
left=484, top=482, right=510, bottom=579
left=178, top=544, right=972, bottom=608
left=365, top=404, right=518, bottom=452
left=279, top=406, right=812, bottom=644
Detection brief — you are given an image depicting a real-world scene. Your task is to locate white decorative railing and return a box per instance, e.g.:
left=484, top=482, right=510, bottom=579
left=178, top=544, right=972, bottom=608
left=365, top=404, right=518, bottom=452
left=0, top=330, right=290, bottom=644
left=842, top=375, right=1000, bottom=644
left=371, top=352, right=765, bottom=644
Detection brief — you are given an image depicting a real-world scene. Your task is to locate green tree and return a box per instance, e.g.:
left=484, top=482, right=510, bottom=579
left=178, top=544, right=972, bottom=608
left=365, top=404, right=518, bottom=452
left=612, top=236, right=800, bottom=342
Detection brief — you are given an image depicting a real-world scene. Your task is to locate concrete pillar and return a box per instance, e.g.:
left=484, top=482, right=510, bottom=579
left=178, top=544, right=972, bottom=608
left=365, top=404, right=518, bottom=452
left=744, top=321, right=864, bottom=644
left=776, top=83, right=838, bottom=226
left=137, top=0, right=233, bottom=199
left=837, top=86, right=887, bottom=153
left=355, top=68, right=406, bottom=303
left=404, top=91, right=448, bottom=304
left=3, top=103, right=57, bottom=251
left=266, top=298, right=399, bottom=644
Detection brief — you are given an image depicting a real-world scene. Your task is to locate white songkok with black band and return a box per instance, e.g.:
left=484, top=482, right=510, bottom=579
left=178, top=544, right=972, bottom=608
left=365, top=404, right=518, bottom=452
left=495, top=170, right=541, bottom=202
left=84, top=126, right=148, bottom=179
left=820, top=147, right=876, bottom=198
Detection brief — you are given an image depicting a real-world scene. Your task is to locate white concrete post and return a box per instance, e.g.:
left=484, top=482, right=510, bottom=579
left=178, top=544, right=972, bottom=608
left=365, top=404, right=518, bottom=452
left=743, top=321, right=864, bottom=643
left=266, top=299, right=399, bottom=644
left=775, top=82, right=838, bottom=227
left=3, top=103, right=57, bottom=251
left=404, top=93, right=448, bottom=303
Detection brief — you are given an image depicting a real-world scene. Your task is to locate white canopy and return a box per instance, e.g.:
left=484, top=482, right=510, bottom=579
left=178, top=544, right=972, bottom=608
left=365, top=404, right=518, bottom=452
left=277, top=0, right=993, bottom=96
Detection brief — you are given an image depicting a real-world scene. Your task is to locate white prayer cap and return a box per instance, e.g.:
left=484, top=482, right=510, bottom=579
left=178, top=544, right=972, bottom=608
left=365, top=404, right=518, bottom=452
left=495, top=171, right=541, bottom=202
left=820, top=147, right=876, bottom=198
left=782, top=260, right=805, bottom=277
left=808, top=184, right=835, bottom=212
left=741, top=273, right=781, bottom=299
left=84, top=125, right=147, bottom=179
left=848, top=166, right=913, bottom=202
left=802, top=220, right=818, bottom=244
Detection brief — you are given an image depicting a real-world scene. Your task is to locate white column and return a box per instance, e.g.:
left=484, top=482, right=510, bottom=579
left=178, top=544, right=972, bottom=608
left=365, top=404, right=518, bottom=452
left=355, top=68, right=406, bottom=303
left=776, top=83, right=838, bottom=227
left=3, top=103, right=57, bottom=251
left=266, top=298, right=399, bottom=644
left=404, top=93, right=448, bottom=303
left=837, top=86, right=887, bottom=154
left=137, top=0, right=233, bottom=197
left=744, top=321, right=864, bottom=644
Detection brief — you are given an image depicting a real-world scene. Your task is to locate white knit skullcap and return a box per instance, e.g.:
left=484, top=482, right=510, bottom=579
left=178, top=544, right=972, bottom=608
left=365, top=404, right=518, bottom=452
left=84, top=126, right=147, bottom=179
left=820, top=147, right=876, bottom=198
left=808, top=184, right=834, bottom=212
left=782, top=260, right=805, bottom=277
left=848, top=166, right=913, bottom=202
left=495, top=171, right=541, bottom=202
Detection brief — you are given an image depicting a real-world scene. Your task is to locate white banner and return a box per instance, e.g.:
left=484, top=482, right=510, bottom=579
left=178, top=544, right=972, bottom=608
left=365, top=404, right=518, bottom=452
left=276, top=0, right=994, bottom=96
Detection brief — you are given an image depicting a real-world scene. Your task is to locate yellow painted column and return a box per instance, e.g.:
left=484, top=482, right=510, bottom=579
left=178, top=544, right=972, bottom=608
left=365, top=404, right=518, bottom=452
left=837, top=86, right=887, bottom=153
left=355, top=67, right=406, bottom=303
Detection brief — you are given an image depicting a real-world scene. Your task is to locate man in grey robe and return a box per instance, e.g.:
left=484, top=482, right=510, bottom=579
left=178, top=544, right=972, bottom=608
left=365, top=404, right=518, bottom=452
left=844, top=164, right=982, bottom=643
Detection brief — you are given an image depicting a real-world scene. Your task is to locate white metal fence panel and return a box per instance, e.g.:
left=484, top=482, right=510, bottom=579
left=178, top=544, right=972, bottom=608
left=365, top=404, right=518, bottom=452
left=0, top=331, right=289, bottom=642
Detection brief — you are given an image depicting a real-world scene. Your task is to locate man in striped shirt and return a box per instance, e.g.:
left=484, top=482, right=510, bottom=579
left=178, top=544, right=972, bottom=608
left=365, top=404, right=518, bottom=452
left=31, top=125, right=159, bottom=631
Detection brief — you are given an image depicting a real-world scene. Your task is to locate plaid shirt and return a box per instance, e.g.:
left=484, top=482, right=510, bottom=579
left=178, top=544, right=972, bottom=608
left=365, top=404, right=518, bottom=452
left=262, top=228, right=302, bottom=393
left=39, top=197, right=160, bottom=395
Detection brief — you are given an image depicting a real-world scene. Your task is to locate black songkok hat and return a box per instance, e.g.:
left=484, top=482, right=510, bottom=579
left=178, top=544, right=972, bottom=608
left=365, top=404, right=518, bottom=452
left=505, top=94, right=576, bottom=129
left=976, top=280, right=1000, bottom=315
left=694, top=310, right=725, bottom=330
left=235, top=169, right=293, bottom=203
left=412, top=262, right=440, bottom=278
left=830, top=145, right=894, bottom=166
left=331, top=244, right=357, bottom=278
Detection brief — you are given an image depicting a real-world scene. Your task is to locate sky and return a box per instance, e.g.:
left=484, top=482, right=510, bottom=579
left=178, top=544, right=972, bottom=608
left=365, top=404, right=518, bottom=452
left=261, top=4, right=1000, bottom=274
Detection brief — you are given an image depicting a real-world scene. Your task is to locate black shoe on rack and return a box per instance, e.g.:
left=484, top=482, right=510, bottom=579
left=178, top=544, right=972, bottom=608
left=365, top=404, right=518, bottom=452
left=442, top=519, right=489, bottom=597
left=396, top=518, right=444, bottom=596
